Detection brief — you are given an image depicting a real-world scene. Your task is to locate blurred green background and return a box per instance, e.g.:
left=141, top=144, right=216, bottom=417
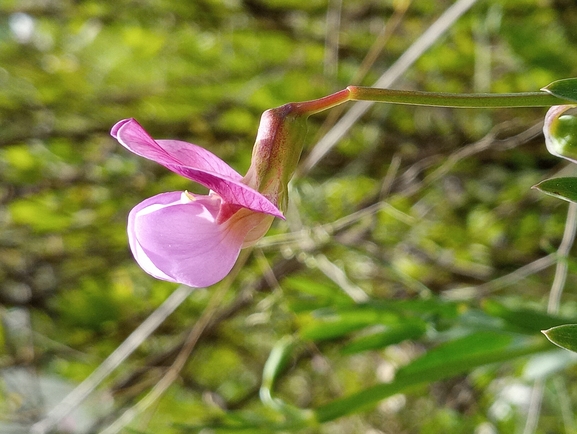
left=2, top=0, right=577, bottom=432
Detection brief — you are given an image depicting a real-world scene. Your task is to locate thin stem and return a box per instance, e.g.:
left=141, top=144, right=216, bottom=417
left=290, top=88, right=351, bottom=116
left=30, top=285, right=196, bottom=434
left=299, top=0, right=481, bottom=175
left=547, top=202, right=577, bottom=315
left=99, top=249, right=252, bottom=433
left=99, top=294, right=217, bottom=434
left=288, top=86, right=569, bottom=123
left=348, top=87, right=568, bottom=108
left=523, top=380, right=545, bottom=434
left=523, top=202, right=577, bottom=434
left=554, top=376, right=577, bottom=434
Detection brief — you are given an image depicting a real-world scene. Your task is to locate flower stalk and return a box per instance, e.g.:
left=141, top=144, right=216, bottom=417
left=112, top=84, right=574, bottom=288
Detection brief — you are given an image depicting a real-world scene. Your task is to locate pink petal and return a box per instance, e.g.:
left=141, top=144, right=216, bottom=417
left=111, top=118, right=241, bottom=179
left=128, top=192, right=247, bottom=287
left=112, top=118, right=283, bottom=218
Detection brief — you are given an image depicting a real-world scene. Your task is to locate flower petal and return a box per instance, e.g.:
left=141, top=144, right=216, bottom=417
left=112, top=118, right=283, bottom=218
left=128, top=192, right=248, bottom=287
left=111, top=118, right=241, bottom=179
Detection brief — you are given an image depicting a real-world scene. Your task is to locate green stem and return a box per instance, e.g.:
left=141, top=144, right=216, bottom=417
left=285, top=86, right=572, bottom=117
left=347, top=86, right=570, bottom=108
left=290, top=88, right=352, bottom=115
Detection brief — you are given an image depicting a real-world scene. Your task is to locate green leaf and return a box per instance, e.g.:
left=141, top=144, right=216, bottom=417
left=301, top=299, right=458, bottom=342
left=283, top=276, right=354, bottom=310
left=533, top=177, right=577, bottom=203
left=315, top=331, right=549, bottom=422
left=259, top=336, right=315, bottom=423
left=542, top=78, right=577, bottom=102
left=397, top=332, right=533, bottom=379
left=482, top=300, right=574, bottom=333
left=261, top=336, right=296, bottom=392
left=300, top=317, right=375, bottom=341
left=300, top=305, right=406, bottom=341
left=341, top=322, right=427, bottom=354
left=543, top=324, right=577, bottom=353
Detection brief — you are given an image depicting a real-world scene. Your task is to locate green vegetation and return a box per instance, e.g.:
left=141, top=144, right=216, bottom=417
left=2, top=0, right=577, bottom=433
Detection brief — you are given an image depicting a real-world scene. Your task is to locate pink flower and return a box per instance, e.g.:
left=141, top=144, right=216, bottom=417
left=112, top=89, right=353, bottom=287
left=111, top=118, right=284, bottom=287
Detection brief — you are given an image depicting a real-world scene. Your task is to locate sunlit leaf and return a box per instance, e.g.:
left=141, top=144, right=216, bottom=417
left=543, top=324, right=577, bottom=353
left=533, top=177, right=577, bottom=203
left=542, top=78, right=577, bottom=102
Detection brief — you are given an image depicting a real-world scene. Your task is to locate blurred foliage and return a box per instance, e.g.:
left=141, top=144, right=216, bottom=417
left=2, top=0, right=577, bottom=433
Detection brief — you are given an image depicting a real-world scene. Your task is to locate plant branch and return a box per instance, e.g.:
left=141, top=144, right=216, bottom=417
left=30, top=284, right=196, bottom=434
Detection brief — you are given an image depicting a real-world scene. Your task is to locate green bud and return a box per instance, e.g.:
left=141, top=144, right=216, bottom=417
left=544, top=105, right=577, bottom=163
left=242, top=89, right=352, bottom=212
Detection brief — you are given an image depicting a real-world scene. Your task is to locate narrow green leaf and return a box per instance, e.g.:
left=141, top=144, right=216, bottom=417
left=341, top=322, right=427, bottom=354
left=398, top=332, right=519, bottom=379
left=260, top=336, right=315, bottom=423
left=533, top=177, right=577, bottom=203
left=283, top=276, right=353, bottom=308
left=261, top=336, right=296, bottom=391
left=301, top=299, right=458, bottom=342
left=300, top=318, right=374, bottom=341
left=314, top=331, right=549, bottom=422
left=542, top=78, right=577, bottom=102
left=543, top=324, right=577, bottom=353
left=482, top=300, right=574, bottom=333
left=301, top=307, right=402, bottom=341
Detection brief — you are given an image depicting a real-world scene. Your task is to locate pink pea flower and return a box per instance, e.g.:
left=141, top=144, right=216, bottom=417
left=111, top=118, right=286, bottom=288
left=112, top=89, right=353, bottom=287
